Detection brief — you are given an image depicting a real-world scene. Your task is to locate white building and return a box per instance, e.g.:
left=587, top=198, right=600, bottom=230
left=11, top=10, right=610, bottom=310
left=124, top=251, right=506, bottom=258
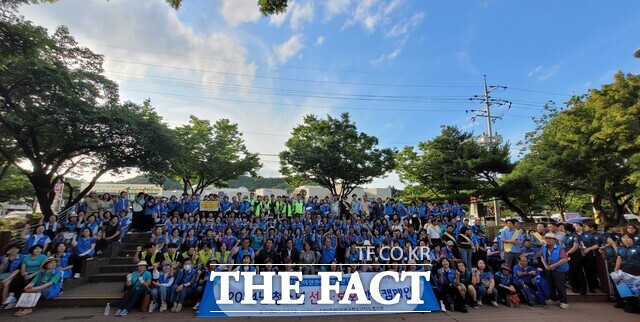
left=82, top=182, right=163, bottom=196
left=255, top=188, right=288, bottom=197
left=292, top=185, right=392, bottom=200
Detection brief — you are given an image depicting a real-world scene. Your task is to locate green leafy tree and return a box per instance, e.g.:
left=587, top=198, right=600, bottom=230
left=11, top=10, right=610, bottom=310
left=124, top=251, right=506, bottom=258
left=397, top=126, right=532, bottom=220
left=0, top=164, right=34, bottom=204
left=280, top=113, right=396, bottom=198
left=167, top=116, right=261, bottom=195
left=0, top=14, right=177, bottom=218
left=524, top=72, right=640, bottom=224
left=161, top=0, right=289, bottom=16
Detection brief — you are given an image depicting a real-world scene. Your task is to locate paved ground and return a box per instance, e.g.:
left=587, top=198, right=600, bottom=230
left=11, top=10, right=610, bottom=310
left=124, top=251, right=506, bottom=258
left=0, top=302, right=638, bottom=321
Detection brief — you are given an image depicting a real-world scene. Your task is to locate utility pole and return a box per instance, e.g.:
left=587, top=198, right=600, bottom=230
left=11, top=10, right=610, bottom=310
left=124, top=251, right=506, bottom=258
left=468, top=75, right=511, bottom=226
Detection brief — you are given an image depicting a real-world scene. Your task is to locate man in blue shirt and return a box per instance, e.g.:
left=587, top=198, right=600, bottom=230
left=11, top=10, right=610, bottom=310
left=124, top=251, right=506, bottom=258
left=500, top=219, right=524, bottom=269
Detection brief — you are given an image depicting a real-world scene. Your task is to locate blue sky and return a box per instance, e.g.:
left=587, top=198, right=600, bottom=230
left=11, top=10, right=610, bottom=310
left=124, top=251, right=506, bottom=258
left=19, top=0, right=640, bottom=188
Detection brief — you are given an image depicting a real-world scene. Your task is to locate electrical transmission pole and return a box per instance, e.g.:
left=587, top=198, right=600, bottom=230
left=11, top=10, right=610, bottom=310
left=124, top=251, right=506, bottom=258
left=468, top=75, right=512, bottom=226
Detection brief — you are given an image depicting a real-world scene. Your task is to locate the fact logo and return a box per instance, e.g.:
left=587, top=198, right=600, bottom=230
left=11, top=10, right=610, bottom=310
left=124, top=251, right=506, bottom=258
left=210, top=271, right=431, bottom=305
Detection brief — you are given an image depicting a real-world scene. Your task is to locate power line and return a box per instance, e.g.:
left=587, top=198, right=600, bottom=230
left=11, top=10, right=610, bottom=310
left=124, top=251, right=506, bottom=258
left=106, top=59, right=482, bottom=89
left=108, top=72, right=476, bottom=104
left=88, top=42, right=483, bottom=78
left=119, top=88, right=472, bottom=113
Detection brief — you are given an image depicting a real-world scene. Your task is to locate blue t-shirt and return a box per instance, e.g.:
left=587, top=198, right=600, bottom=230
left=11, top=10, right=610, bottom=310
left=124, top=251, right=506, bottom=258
left=130, top=270, right=152, bottom=289
left=76, top=237, right=96, bottom=256
left=23, top=254, right=47, bottom=274
left=500, top=228, right=524, bottom=253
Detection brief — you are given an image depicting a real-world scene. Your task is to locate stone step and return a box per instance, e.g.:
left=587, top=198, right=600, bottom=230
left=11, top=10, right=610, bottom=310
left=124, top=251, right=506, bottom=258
left=110, top=256, right=138, bottom=265
left=89, top=272, right=128, bottom=283
left=118, top=249, right=137, bottom=257
left=122, top=244, right=142, bottom=251
left=100, top=264, right=136, bottom=274
left=41, top=282, right=122, bottom=308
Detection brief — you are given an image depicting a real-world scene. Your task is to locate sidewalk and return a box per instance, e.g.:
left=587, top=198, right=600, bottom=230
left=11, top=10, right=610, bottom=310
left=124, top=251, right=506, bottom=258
left=0, top=302, right=637, bottom=321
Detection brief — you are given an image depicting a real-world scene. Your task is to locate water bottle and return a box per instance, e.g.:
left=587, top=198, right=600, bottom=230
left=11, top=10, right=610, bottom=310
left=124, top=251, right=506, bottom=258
left=104, top=303, right=110, bottom=316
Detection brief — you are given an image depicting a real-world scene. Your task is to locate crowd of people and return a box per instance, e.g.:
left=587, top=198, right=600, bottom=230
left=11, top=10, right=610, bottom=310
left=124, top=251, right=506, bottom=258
left=1, top=190, right=639, bottom=316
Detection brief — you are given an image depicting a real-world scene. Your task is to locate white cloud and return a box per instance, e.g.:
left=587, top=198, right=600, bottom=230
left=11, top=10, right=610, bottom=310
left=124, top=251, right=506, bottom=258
left=219, top=0, right=261, bottom=27
left=370, top=42, right=404, bottom=65
left=324, top=0, right=353, bottom=20
left=369, top=171, right=405, bottom=189
left=527, top=64, right=560, bottom=80
left=388, top=47, right=401, bottom=59
left=343, top=0, right=403, bottom=33
left=385, top=12, right=424, bottom=38
left=270, top=12, right=288, bottom=27
left=289, top=0, right=314, bottom=30
left=527, top=65, right=543, bottom=77
left=19, top=0, right=256, bottom=92
left=315, top=36, right=325, bottom=45
left=370, top=53, right=386, bottom=65
left=274, top=34, right=305, bottom=63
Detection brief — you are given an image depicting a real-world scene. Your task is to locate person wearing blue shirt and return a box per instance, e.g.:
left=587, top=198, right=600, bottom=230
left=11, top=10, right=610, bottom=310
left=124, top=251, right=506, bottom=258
left=170, top=259, right=198, bottom=312
left=522, top=239, right=537, bottom=266
left=473, top=259, right=499, bottom=307
left=384, top=199, right=394, bottom=217
left=441, top=200, right=452, bottom=219
left=541, top=232, right=569, bottom=309
left=114, top=191, right=130, bottom=215
left=500, top=219, right=524, bottom=269
left=1, top=244, right=23, bottom=286
left=419, top=200, right=427, bottom=219
left=219, top=196, right=231, bottom=213
left=513, top=255, right=539, bottom=305
left=319, top=237, right=337, bottom=270
left=563, top=223, right=587, bottom=295
left=52, top=243, right=73, bottom=280
left=395, top=201, right=408, bottom=219
left=21, top=225, right=51, bottom=255
left=580, top=223, right=602, bottom=293
left=451, top=200, right=463, bottom=218
left=166, top=196, right=179, bottom=214
left=494, top=263, right=517, bottom=307
left=186, top=195, right=200, bottom=214
left=70, top=228, right=95, bottom=279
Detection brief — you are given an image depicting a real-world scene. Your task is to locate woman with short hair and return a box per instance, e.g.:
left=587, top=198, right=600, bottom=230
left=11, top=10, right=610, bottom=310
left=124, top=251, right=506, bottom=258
left=12, top=257, right=63, bottom=317
left=4, top=244, right=46, bottom=309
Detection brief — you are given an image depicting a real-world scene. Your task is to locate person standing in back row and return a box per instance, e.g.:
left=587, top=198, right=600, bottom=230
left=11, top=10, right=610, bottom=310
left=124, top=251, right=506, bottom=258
left=541, top=232, right=569, bottom=309
left=500, top=219, right=524, bottom=269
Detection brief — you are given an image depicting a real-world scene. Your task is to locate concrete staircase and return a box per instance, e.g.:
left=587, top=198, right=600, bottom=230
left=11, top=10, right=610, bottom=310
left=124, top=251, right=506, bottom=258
left=42, top=233, right=151, bottom=307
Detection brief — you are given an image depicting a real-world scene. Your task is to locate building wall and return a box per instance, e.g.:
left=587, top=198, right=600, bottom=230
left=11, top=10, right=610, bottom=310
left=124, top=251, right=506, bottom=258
left=292, top=186, right=392, bottom=200
left=81, top=183, right=163, bottom=195
left=255, top=188, right=288, bottom=197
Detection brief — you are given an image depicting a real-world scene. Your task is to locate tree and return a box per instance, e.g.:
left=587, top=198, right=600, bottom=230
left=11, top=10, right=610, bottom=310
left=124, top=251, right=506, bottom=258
left=6, top=0, right=291, bottom=17
left=279, top=113, right=396, bottom=198
left=0, top=14, right=177, bottom=218
left=396, top=126, right=532, bottom=220
left=524, top=72, right=640, bottom=224
left=161, top=0, right=290, bottom=16
left=0, top=164, right=34, bottom=204
left=167, top=116, right=261, bottom=195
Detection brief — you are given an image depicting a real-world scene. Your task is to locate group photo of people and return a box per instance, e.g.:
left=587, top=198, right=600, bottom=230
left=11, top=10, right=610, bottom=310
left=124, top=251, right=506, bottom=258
left=1, top=191, right=639, bottom=317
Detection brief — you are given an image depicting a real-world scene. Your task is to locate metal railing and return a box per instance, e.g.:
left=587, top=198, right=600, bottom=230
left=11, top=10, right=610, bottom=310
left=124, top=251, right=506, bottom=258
left=9, top=206, right=76, bottom=246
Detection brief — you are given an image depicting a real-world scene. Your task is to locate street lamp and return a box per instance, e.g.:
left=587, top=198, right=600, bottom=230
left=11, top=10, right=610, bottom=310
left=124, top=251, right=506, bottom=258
left=634, top=48, right=640, bottom=58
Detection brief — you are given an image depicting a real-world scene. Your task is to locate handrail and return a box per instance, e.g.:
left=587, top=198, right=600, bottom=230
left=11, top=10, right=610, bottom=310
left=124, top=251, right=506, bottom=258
left=8, top=206, right=77, bottom=246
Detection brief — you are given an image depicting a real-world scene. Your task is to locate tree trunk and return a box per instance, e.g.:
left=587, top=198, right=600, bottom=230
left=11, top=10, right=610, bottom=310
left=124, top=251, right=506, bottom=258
left=182, top=178, right=189, bottom=195
left=497, top=193, right=531, bottom=222
left=607, top=195, right=625, bottom=225
left=28, top=174, right=56, bottom=219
